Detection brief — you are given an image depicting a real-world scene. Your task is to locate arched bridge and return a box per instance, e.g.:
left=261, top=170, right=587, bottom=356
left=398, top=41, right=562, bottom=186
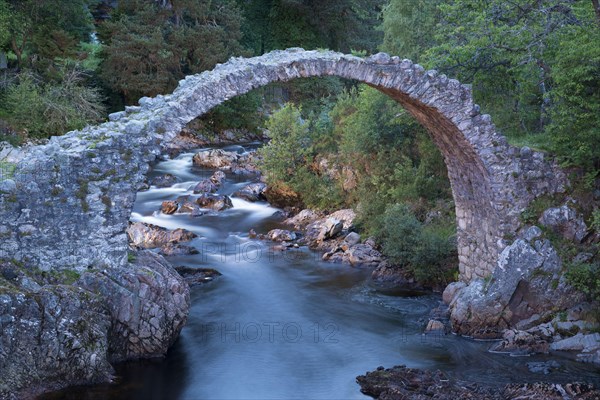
left=0, top=49, right=566, bottom=282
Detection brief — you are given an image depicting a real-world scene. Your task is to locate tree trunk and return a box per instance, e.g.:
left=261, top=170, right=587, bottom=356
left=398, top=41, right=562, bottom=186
left=592, top=0, right=600, bottom=24
left=10, top=37, right=22, bottom=69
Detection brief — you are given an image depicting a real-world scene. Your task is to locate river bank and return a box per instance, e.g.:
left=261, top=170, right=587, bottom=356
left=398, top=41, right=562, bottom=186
left=37, top=140, right=600, bottom=399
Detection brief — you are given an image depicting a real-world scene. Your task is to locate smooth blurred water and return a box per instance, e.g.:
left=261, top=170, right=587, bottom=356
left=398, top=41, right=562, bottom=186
left=43, top=145, right=600, bottom=400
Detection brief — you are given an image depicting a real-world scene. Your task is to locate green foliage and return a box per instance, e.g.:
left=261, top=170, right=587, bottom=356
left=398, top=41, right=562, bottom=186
left=566, top=261, right=600, bottom=302
left=237, top=0, right=384, bottom=55
left=1, top=68, right=105, bottom=138
left=99, top=0, right=244, bottom=102
left=258, top=104, right=344, bottom=209
left=380, top=0, right=441, bottom=61
left=546, top=22, right=600, bottom=171
left=378, top=204, right=456, bottom=285
left=200, top=91, right=265, bottom=133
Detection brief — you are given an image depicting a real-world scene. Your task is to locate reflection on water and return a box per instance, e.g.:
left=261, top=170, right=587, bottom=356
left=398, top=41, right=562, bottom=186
left=42, top=146, right=600, bottom=399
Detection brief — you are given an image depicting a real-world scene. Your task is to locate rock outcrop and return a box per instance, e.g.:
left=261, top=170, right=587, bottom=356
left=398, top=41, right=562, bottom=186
left=0, top=251, right=190, bottom=398
left=447, top=226, right=584, bottom=338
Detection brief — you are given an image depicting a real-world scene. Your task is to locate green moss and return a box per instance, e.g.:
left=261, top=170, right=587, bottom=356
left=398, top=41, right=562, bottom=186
left=520, top=193, right=565, bottom=224
left=127, top=252, right=136, bottom=263
left=0, top=161, right=17, bottom=180
left=101, top=194, right=111, bottom=213
left=51, top=186, right=63, bottom=196
left=75, top=178, right=90, bottom=212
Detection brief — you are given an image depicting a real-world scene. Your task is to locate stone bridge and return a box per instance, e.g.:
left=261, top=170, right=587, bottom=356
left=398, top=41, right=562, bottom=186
left=0, top=48, right=565, bottom=282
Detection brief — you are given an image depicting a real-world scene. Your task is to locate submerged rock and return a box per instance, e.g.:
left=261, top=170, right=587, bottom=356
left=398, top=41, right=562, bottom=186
left=159, top=243, right=199, bottom=256
left=150, top=173, right=178, bottom=188
left=174, top=265, right=222, bottom=287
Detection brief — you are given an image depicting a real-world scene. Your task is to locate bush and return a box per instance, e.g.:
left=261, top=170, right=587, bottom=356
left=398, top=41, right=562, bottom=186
left=2, top=68, right=105, bottom=138
left=378, top=204, right=456, bottom=285
left=566, top=262, right=600, bottom=302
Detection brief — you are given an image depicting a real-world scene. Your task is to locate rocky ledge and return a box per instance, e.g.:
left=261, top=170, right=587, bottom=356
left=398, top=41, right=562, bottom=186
left=0, top=251, right=189, bottom=399
left=357, top=365, right=600, bottom=400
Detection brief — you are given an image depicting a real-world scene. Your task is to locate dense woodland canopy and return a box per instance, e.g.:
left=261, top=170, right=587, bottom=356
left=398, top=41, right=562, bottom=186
left=0, top=0, right=599, bottom=287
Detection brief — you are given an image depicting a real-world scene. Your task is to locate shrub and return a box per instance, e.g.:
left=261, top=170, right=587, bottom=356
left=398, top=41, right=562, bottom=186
left=378, top=204, right=456, bottom=285
left=2, top=68, right=105, bottom=138
left=566, top=262, right=600, bottom=302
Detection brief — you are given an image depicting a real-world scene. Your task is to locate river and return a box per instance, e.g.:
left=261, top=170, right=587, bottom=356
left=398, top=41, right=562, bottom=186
left=44, top=144, right=600, bottom=399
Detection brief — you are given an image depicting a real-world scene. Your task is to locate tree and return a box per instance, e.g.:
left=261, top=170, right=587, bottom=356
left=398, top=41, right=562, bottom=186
left=0, top=0, right=97, bottom=68
left=380, top=0, right=441, bottom=61
left=99, top=0, right=244, bottom=103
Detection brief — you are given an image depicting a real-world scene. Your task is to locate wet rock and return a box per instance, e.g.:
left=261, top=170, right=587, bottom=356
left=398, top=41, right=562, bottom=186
left=527, top=361, right=561, bottom=374
left=196, top=193, right=233, bottom=211
left=162, top=129, right=208, bottom=157
left=191, top=171, right=226, bottom=194
left=192, top=149, right=238, bottom=169
left=177, top=199, right=204, bottom=216
left=344, top=232, right=361, bottom=246
left=371, top=262, right=419, bottom=287
left=425, top=319, right=445, bottom=333
left=192, top=179, right=218, bottom=194
left=356, top=365, right=600, bottom=400
left=174, top=266, right=221, bottom=287
left=159, top=243, right=199, bottom=256
left=442, top=281, right=466, bottom=304
left=267, top=229, right=297, bottom=242
left=284, top=209, right=322, bottom=229
left=161, top=200, right=179, bottom=214
left=249, top=228, right=257, bottom=238
left=489, top=329, right=549, bottom=355
left=232, top=182, right=267, bottom=202
left=0, top=283, right=113, bottom=399
left=150, top=174, right=178, bottom=188
left=539, top=205, right=588, bottom=243
left=79, top=251, right=189, bottom=362
left=127, top=222, right=197, bottom=249
left=230, top=151, right=261, bottom=175
left=346, top=244, right=382, bottom=267
left=449, top=238, right=583, bottom=338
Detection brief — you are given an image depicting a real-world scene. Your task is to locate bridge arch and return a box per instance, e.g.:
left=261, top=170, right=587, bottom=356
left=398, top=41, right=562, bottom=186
left=0, top=49, right=566, bottom=282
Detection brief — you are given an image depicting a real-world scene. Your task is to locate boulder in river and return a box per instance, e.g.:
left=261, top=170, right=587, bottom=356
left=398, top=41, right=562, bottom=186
left=192, top=149, right=238, bottom=169
left=150, top=173, right=179, bottom=188
left=267, top=229, right=297, bottom=242
left=191, top=171, right=226, bottom=194
left=127, top=222, right=197, bottom=249
left=196, top=193, right=233, bottom=211
left=161, top=200, right=179, bottom=214
left=232, top=182, right=267, bottom=202
left=174, top=266, right=222, bottom=287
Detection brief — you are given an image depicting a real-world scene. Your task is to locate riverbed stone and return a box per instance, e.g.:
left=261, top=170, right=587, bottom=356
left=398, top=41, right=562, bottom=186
left=539, top=205, right=588, bottom=243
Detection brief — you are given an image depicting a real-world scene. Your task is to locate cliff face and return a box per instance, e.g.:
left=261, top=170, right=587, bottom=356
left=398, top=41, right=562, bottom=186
left=0, top=251, right=189, bottom=399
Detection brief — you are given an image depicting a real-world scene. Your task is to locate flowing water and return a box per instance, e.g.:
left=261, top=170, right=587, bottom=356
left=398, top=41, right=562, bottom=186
left=45, top=144, right=600, bottom=399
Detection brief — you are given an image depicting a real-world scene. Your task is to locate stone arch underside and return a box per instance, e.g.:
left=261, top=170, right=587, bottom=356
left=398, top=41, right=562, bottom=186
left=0, top=49, right=567, bottom=283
